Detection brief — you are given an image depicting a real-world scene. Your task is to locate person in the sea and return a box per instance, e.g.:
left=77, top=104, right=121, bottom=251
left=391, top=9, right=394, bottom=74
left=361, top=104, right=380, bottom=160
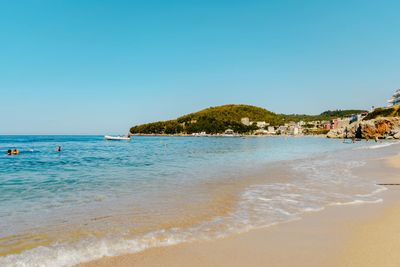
left=11, top=148, right=19, bottom=155
left=56, top=146, right=61, bottom=152
left=355, top=124, right=362, bottom=139
left=7, top=149, right=12, bottom=155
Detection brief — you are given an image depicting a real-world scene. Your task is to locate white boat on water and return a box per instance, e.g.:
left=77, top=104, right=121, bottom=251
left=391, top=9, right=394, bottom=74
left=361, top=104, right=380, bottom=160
left=221, top=129, right=242, bottom=137
left=192, top=132, right=209, bottom=137
left=221, top=133, right=242, bottom=137
left=104, top=135, right=131, bottom=141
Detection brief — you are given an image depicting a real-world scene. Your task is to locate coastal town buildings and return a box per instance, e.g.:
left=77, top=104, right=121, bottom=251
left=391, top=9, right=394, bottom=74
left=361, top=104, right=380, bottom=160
left=237, top=112, right=370, bottom=136
left=327, top=111, right=368, bottom=131
left=193, top=113, right=370, bottom=137
left=331, top=118, right=346, bottom=130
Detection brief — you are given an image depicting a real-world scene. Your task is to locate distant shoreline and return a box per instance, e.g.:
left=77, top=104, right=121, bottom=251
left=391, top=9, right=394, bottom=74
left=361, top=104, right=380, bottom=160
left=129, top=133, right=327, bottom=138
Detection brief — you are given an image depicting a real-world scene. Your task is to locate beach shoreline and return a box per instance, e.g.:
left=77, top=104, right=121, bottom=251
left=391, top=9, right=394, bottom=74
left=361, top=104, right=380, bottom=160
left=129, top=133, right=328, bottom=138
left=77, top=149, right=400, bottom=267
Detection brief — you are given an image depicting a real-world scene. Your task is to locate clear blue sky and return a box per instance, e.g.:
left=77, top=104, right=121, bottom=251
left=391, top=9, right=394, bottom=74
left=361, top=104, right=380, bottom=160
left=1, top=0, right=399, bottom=134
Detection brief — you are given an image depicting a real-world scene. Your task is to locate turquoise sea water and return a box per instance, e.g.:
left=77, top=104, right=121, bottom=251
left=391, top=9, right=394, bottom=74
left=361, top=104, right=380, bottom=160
left=0, top=135, right=395, bottom=266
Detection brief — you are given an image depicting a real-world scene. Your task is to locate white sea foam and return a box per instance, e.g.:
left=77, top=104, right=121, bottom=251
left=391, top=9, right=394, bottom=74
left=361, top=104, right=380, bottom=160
left=301, top=207, right=325, bottom=212
left=228, top=156, right=385, bottom=240
left=329, top=199, right=383, bottom=206
left=356, top=185, right=388, bottom=197
left=355, top=141, right=400, bottom=150
left=0, top=232, right=186, bottom=267
left=368, top=143, right=395, bottom=149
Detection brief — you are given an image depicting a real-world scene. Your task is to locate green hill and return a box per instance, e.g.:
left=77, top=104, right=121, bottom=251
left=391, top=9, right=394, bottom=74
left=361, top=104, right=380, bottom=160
left=129, top=104, right=366, bottom=135
left=363, top=105, right=400, bottom=120
left=176, top=104, right=277, bottom=123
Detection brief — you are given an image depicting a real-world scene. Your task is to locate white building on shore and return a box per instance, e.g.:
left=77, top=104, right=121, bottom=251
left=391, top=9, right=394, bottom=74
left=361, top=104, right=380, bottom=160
left=240, top=117, right=268, bottom=129
left=267, top=126, right=276, bottom=134
left=256, top=121, right=268, bottom=129
left=388, top=89, right=400, bottom=107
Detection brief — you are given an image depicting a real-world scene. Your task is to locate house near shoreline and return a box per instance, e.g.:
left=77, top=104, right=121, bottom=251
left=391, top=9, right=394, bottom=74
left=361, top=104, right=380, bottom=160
left=240, top=117, right=269, bottom=129
left=256, top=121, right=268, bottom=128
left=224, top=129, right=234, bottom=135
left=267, top=126, right=276, bottom=134
left=330, top=118, right=347, bottom=130
left=325, top=111, right=368, bottom=131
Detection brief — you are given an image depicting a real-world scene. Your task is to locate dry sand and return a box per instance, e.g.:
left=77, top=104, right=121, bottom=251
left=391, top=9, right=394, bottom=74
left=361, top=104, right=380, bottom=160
left=386, top=154, right=400, bottom=169
left=78, top=154, right=400, bottom=267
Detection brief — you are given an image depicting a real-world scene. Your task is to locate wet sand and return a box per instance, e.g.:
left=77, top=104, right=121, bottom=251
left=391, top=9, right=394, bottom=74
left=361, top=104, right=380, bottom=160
left=77, top=195, right=400, bottom=267
left=339, top=154, right=400, bottom=266
left=78, top=153, right=400, bottom=267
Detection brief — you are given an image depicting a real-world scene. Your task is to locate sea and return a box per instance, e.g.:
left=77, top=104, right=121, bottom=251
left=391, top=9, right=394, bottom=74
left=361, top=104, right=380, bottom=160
left=0, top=135, right=397, bottom=267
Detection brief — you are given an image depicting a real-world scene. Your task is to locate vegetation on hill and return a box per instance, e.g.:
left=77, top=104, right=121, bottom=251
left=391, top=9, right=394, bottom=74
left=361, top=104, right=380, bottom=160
left=129, top=104, right=367, bottom=135
left=319, top=110, right=367, bottom=119
left=282, top=109, right=367, bottom=123
left=363, top=105, right=400, bottom=120
left=131, top=105, right=266, bottom=134
left=177, top=105, right=277, bottom=123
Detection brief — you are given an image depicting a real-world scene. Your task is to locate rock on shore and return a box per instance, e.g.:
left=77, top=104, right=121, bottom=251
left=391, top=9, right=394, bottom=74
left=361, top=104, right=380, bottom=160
left=327, top=117, right=400, bottom=139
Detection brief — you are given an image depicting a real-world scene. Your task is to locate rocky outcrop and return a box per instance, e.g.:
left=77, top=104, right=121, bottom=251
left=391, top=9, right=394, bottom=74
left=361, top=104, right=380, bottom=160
left=327, top=117, right=400, bottom=139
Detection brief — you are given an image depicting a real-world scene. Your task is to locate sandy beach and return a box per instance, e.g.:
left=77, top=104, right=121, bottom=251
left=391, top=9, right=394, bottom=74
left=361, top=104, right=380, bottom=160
left=77, top=151, right=400, bottom=267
